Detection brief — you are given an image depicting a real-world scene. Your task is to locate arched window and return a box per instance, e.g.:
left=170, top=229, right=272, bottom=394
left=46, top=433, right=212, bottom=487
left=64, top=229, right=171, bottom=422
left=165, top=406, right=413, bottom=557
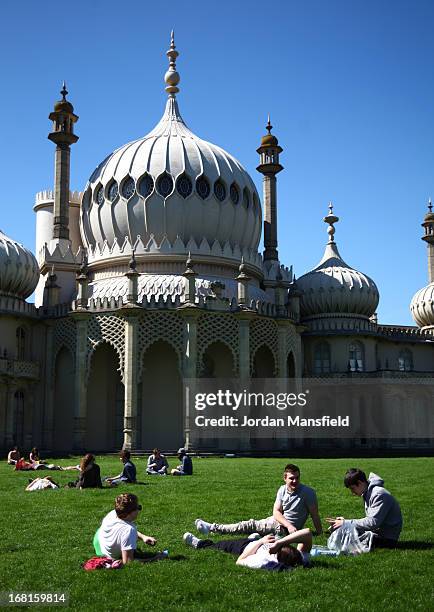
left=398, top=349, right=413, bottom=372
left=314, top=342, right=331, bottom=374
left=16, top=327, right=26, bottom=360
left=349, top=341, right=364, bottom=372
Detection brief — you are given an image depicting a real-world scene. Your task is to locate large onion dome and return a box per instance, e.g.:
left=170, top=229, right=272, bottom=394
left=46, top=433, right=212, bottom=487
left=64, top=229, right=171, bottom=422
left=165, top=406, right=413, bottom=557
left=410, top=284, right=434, bottom=328
left=0, top=229, right=39, bottom=299
left=296, top=205, right=379, bottom=319
left=80, top=33, right=261, bottom=269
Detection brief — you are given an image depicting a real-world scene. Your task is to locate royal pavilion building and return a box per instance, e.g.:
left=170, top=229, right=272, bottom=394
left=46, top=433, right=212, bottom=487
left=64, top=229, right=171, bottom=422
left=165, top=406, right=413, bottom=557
left=0, top=35, right=432, bottom=455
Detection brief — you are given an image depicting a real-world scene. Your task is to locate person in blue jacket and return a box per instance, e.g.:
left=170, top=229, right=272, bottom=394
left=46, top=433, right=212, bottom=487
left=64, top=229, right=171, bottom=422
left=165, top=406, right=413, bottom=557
left=106, top=450, right=137, bottom=486
left=171, top=448, right=193, bottom=476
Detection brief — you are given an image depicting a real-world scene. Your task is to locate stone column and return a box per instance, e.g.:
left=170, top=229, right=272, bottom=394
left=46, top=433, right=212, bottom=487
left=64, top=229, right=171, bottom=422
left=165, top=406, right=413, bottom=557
left=263, top=175, right=278, bottom=261
left=238, top=317, right=251, bottom=380
left=53, top=144, right=71, bottom=240
left=237, top=314, right=254, bottom=451
left=42, top=323, right=55, bottom=449
left=183, top=312, right=199, bottom=451
left=72, top=313, right=90, bottom=451
left=5, top=384, right=16, bottom=447
left=0, top=385, right=7, bottom=448
left=122, top=312, right=139, bottom=450
left=24, top=384, right=34, bottom=450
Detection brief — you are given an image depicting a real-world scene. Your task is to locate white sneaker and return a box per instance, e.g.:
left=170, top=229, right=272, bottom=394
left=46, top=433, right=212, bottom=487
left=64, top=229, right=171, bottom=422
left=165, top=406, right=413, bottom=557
left=247, top=533, right=261, bottom=540
left=195, top=518, right=212, bottom=535
left=183, top=532, right=202, bottom=549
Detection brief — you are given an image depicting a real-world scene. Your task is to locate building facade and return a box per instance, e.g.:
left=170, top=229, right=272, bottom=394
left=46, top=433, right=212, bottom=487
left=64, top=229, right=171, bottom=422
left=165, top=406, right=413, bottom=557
left=0, top=35, right=432, bottom=454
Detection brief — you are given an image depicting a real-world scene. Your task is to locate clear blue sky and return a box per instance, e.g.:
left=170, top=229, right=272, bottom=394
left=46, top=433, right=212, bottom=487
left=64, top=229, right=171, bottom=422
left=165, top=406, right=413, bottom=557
left=0, top=0, right=433, bottom=325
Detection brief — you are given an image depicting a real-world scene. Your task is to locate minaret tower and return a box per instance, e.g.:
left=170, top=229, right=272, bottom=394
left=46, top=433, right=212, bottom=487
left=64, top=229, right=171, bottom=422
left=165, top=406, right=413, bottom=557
left=257, top=116, right=283, bottom=262
left=48, top=82, right=79, bottom=243
left=421, top=198, right=434, bottom=282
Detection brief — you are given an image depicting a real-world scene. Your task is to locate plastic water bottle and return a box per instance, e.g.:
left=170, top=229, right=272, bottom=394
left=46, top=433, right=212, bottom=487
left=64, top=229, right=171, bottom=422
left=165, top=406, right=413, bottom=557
left=311, top=546, right=340, bottom=557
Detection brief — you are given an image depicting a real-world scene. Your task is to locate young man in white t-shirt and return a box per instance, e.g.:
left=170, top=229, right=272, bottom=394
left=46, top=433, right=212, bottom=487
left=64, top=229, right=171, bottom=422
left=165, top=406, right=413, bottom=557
left=93, top=493, right=157, bottom=564
left=183, top=528, right=312, bottom=571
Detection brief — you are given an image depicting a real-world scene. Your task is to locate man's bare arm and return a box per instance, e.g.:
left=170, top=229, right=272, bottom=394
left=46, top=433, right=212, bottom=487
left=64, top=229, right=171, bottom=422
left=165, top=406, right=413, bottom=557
left=308, top=503, right=323, bottom=535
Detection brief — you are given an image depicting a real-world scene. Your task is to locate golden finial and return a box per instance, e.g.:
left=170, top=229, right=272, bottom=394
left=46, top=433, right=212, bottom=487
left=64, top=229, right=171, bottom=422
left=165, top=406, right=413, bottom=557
left=165, top=30, right=180, bottom=95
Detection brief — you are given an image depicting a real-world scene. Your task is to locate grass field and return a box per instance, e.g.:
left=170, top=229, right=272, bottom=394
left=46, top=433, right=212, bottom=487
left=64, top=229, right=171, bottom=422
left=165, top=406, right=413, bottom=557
left=1, top=456, right=433, bottom=612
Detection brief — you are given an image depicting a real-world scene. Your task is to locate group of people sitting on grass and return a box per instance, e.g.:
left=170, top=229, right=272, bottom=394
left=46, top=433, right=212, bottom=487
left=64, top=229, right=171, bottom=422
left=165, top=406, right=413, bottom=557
left=11, top=446, right=192, bottom=490
left=8, top=446, right=65, bottom=471
left=105, top=447, right=192, bottom=484
left=92, top=463, right=402, bottom=571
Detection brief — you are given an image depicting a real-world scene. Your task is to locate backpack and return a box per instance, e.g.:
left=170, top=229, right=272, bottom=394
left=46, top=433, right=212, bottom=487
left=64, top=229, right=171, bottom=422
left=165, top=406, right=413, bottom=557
left=82, top=556, right=123, bottom=571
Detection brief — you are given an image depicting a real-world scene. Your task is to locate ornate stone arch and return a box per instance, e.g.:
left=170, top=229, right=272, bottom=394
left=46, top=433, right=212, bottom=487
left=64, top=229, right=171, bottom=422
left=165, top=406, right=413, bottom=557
left=52, top=317, right=76, bottom=384
left=249, top=318, right=278, bottom=375
left=284, top=324, right=300, bottom=377
left=86, top=315, right=125, bottom=382
left=137, top=312, right=184, bottom=381
left=197, top=313, right=239, bottom=376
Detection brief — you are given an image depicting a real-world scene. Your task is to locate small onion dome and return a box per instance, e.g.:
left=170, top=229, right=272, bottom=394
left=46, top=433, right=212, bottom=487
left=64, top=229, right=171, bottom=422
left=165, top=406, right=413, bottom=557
left=260, top=115, right=279, bottom=147
left=296, top=204, right=379, bottom=319
left=0, top=229, right=39, bottom=299
left=54, top=82, right=74, bottom=114
left=423, top=199, right=434, bottom=223
left=410, top=284, right=434, bottom=328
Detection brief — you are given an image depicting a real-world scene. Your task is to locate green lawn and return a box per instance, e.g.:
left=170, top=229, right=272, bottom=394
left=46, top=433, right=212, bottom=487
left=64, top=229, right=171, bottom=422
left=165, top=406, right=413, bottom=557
left=1, top=457, right=433, bottom=612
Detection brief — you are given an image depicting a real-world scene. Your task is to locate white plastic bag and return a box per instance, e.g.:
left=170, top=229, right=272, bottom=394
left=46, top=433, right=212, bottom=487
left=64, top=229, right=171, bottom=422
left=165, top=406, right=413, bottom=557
left=327, top=522, right=373, bottom=554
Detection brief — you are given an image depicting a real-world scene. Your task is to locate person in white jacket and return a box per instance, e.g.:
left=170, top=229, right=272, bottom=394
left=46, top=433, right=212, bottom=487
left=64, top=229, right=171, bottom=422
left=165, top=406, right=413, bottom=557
left=327, top=469, right=403, bottom=548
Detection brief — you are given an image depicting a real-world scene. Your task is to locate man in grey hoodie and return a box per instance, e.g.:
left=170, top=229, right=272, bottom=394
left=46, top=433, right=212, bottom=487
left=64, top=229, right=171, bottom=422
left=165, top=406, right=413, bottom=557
left=327, top=468, right=403, bottom=548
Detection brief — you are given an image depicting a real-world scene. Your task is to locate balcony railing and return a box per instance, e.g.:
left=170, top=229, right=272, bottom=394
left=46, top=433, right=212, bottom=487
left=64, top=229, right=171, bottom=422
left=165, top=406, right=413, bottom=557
left=0, top=358, right=40, bottom=380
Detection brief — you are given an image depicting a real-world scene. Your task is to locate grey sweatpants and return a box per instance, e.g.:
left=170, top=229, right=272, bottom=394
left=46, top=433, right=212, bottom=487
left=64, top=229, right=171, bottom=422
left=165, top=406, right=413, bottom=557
left=212, top=516, right=287, bottom=537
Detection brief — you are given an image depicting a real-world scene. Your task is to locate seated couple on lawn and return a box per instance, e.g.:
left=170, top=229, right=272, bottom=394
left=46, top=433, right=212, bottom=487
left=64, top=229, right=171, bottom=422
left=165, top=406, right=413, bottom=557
left=146, top=447, right=193, bottom=476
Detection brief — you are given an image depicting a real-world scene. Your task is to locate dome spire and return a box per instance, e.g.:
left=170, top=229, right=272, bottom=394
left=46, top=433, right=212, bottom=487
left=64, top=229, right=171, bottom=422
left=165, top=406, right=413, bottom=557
left=165, top=30, right=180, bottom=96
left=266, top=114, right=272, bottom=134
left=324, top=201, right=339, bottom=244
left=61, top=80, right=68, bottom=100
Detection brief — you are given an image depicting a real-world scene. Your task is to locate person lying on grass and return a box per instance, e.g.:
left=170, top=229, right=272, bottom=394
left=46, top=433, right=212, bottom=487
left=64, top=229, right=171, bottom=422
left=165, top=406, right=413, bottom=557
left=183, top=527, right=312, bottom=571
left=326, top=469, right=403, bottom=549
left=93, top=493, right=158, bottom=565
left=195, top=463, right=322, bottom=538
left=105, top=450, right=137, bottom=486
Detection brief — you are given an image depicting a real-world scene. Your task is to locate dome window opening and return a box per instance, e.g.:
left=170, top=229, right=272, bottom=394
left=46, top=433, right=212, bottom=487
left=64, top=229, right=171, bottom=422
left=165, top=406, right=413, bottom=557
left=176, top=174, right=193, bottom=199
left=108, top=181, right=119, bottom=202
left=230, top=183, right=240, bottom=205
left=138, top=174, right=154, bottom=198
left=243, top=187, right=250, bottom=209
left=122, top=177, right=136, bottom=199
left=214, top=180, right=226, bottom=202
left=253, top=192, right=260, bottom=213
left=157, top=173, right=174, bottom=197
left=196, top=176, right=210, bottom=200
left=96, top=186, right=104, bottom=206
